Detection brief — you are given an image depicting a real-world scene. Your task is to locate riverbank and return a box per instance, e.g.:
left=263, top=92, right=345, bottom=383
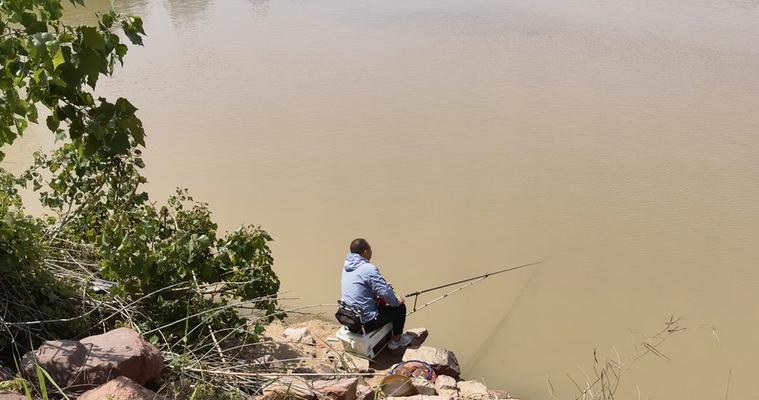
left=0, top=317, right=518, bottom=400
left=262, top=317, right=518, bottom=399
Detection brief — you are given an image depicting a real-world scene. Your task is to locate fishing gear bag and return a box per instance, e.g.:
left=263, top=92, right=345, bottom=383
left=335, top=300, right=364, bottom=333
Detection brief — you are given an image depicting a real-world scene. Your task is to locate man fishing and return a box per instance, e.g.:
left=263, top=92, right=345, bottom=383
left=340, top=238, right=412, bottom=350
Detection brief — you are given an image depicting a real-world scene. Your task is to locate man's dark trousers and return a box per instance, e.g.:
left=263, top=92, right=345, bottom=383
left=362, top=303, right=406, bottom=335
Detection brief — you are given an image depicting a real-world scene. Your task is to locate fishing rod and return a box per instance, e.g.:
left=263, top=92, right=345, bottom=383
left=404, top=260, right=542, bottom=315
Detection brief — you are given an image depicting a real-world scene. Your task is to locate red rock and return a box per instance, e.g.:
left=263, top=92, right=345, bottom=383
left=77, top=376, right=166, bottom=400
left=21, top=340, right=87, bottom=387
left=313, top=377, right=358, bottom=400
left=22, top=328, right=163, bottom=387
left=79, top=328, right=163, bottom=385
left=387, top=396, right=450, bottom=400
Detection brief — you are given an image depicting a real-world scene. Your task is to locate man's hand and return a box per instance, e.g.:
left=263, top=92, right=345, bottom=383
left=398, top=296, right=405, bottom=305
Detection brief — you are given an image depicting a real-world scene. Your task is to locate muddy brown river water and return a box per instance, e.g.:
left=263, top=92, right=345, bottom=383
left=5, top=0, right=759, bottom=397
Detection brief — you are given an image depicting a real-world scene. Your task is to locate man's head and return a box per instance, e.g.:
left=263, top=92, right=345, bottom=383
left=350, top=238, right=372, bottom=260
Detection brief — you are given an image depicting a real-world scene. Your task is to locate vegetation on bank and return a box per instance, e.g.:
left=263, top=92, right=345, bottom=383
left=0, top=0, right=282, bottom=397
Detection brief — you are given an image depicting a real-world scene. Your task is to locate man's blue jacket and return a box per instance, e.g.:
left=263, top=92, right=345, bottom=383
left=341, top=252, right=400, bottom=322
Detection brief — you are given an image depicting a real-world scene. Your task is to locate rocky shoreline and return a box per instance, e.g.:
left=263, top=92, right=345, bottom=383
left=0, top=318, right=517, bottom=400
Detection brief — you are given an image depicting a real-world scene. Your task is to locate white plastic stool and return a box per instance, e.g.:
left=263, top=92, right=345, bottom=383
left=335, top=322, right=393, bottom=359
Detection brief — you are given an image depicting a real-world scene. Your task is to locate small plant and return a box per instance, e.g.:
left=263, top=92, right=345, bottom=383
left=547, top=316, right=686, bottom=400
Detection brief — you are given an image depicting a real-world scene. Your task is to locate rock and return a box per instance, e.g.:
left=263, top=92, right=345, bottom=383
left=355, top=379, right=375, bottom=400
left=262, top=377, right=318, bottom=400
left=21, top=340, right=87, bottom=387
left=313, top=377, right=358, bottom=400
left=283, top=327, right=316, bottom=345
left=405, top=328, right=429, bottom=347
left=434, top=375, right=459, bottom=399
left=0, top=392, right=27, bottom=400
left=77, top=376, right=166, bottom=400
left=22, top=328, right=163, bottom=387
left=402, top=347, right=460, bottom=380
left=411, top=377, right=437, bottom=395
left=457, top=381, right=488, bottom=400
left=387, top=396, right=450, bottom=400
left=487, top=389, right=512, bottom=399
left=79, top=327, right=164, bottom=385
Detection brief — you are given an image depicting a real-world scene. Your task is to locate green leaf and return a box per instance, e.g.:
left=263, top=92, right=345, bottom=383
left=77, top=47, right=102, bottom=86
left=45, top=1, right=65, bottom=20
left=107, top=132, right=130, bottom=154
left=52, top=47, right=65, bottom=69
left=121, top=17, right=145, bottom=46
left=115, top=98, right=137, bottom=115
left=20, top=13, right=47, bottom=34
left=69, top=117, right=84, bottom=140
left=130, top=16, right=146, bottom=35
left=100, top=13, right=115, bottom=29
left=123, top=116, right=145, bottom=146
left=115, top=44, right=128, bottom=64
left=81, top=27, right=106, bottom=51
left=46, top=115, right=60, bottom=131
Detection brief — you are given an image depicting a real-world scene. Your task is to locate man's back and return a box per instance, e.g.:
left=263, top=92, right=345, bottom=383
left=341, top=252, right=399, bottom=322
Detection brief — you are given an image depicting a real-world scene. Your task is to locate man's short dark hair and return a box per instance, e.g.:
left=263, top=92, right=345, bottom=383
left=350, top=238, right=370, bottom=254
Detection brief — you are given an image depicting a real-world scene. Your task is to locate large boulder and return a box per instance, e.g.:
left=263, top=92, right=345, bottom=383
left=22, top=328, right=163, bottom=387
left=77, top=376, right=166, bottom=400
left=434, top=375, right=459, bottom=399
left=21, top=340, right=87, bottom=387
left=456, top=381, right=488, bottom=400
left=79, top=327, right=163, bottom=385
left=313, top=377, right=359, bottom=400
left=401, top=346, right=460, bottom=380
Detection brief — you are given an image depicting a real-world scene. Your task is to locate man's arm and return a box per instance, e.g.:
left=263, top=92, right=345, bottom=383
left=367, top=266, right=401, bottom=307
